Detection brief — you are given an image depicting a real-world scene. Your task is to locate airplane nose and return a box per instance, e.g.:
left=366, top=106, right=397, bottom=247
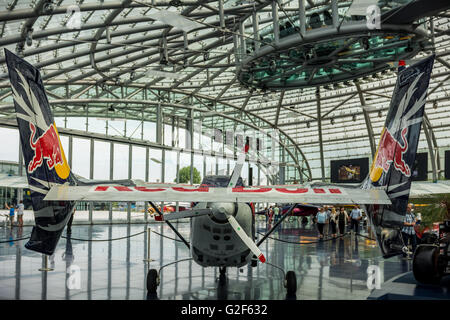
left=209, top=202, right=235, bottom=222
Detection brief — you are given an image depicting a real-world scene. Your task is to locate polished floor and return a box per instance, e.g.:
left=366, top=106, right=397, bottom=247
left=0, top=219, right=417, bottom=300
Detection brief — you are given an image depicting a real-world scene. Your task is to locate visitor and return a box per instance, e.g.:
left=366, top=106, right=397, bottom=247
left=273, top=205, right=280, bottom=224
left=337, top=207, right=349, bottom=236
left=5, top=202, right=15, bottom=227
left=16, top=200, right=24, bottom=227
left=316, top=207, right=328, bottom=239
left=349, top=205, right=362, bottom=234
left=402, top=203, right=417, bottom=257
left=329, top=207, right=338, bottom=238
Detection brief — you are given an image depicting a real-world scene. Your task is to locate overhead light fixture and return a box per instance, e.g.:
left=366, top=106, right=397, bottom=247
left=433, top=101, right=438, bottom=109
left=330, top=118, right=335, bottom=125
left=146, top=69, right=183, bottom=80
left=108, top=105, right=115, bottom=112
left=42, top=1, right=54, bottom=14
left=147, top=10, right=202, bottom=32
left=352, top=114, right=357, bottom=121
left=378, top=110, right=383, bottom=118
left=306, top=121, right=310, bottom=128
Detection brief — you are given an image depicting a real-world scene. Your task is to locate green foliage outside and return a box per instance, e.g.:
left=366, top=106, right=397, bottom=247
left=411, top=194, right=450, bottom=230
left=176, top=166, right=201, bottom=184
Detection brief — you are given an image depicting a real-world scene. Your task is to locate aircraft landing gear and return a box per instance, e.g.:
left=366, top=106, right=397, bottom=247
left=219, top=267, right=227, bottom=286
left=284, top=271, right=297, bottom=296
left=146, top=269, right=160, bottom=293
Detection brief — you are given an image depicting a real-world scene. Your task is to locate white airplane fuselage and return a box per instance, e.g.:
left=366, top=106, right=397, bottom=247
left=190, top=202, right=255, bottom=268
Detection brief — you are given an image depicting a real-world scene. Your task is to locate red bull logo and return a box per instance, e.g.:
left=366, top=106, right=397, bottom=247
left=27, top=122, right=70, bottom=180
left=370, top=127, right=410, bottom=182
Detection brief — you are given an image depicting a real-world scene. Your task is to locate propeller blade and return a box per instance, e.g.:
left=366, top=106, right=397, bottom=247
left=227, top=214, right=266, bottom=263
left=154, top=208, right=212, bottom=221
left=228, top=153, right=245, bottom=188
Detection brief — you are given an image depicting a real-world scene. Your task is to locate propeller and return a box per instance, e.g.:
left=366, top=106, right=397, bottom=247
left=154, top=208, right=212, bottom=221
left=227, top=214, right=266, bottom=263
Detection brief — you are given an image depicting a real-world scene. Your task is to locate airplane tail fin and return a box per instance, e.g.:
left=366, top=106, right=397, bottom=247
left=5, top=49, right=77, bottom=255
left=361, top=55, right=435, bottom=257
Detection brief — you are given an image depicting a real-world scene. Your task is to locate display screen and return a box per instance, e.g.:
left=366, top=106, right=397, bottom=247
left=411, top=152, right=428, bottom=181
left=338, top=165, right=361, bottom=181
left=330, top=158, right=369, bottom=183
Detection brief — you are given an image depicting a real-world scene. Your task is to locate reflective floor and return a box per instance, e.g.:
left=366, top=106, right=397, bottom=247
left=0, top=219, right=416, bottom=300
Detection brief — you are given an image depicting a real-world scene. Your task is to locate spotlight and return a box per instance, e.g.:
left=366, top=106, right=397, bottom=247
left=108, top=105, right=115, bottom=112
left=26, top=29, right=33, bottom=47
left=352, top=114, right=357, bottom=122
left=433, top=101, right=438, bottom=109
left=378, top=110, right=382, bottom=118
left=169, top=0, right=182, bottom=6
left=203, top=51, right=209, bottom=61
left=306, top=121, right=310, bottom=128
left=330, top=118, right=335, bottom=125
left=160, top=57, right=168, bottom=65
left=360, top=37, right=369, bottom=50
left=130, top=71, right=135, bottom=80
left=269, top=60, right=276, bottom=73
left=42, top=1, right=54, bottom=14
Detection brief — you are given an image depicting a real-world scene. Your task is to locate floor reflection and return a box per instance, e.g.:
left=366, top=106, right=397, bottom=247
left=0, top=220, right=414, bottom=300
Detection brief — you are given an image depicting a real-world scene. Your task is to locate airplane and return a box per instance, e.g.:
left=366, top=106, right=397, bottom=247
left=3, top=48, right=447, bottom=296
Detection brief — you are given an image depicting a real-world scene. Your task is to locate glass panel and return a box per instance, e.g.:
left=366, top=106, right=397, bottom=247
left=72, top=138, right=90, bottom=178
left=0, top=128, right=19, bottom=165
left=143, top=121, right=156, bottom=143
left=113, top=143, right=129, bottom=180
left=193, top=153, right=204, bottom=183
left=148, top=148, right=162, bottom=183
left=93, top=140, right=110, bottom=180
left=179, top=152, right=192, bottom=183
left=66, top=117, right=86, bottom=131
left=88, top=118, right=107, bottom=135
left=131, top=146, right=146, bottom=180
left=164, top=150, right=177, bottom=183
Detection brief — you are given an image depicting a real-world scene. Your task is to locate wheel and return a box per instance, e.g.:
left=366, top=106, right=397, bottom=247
left=218, top=267, right=227, bottom=286
left=146, top=269, right=159, bottom=293
left=413, top=244, right=444, bottom=284
left=284, top=271, right=297, bottom=295
left=251, top=255, right=258, bottom=267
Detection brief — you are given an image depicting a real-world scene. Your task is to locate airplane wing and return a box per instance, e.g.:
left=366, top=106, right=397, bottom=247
left=44, top=183, right=391, bottom=205
left=0, top=174, right=28, bottom=188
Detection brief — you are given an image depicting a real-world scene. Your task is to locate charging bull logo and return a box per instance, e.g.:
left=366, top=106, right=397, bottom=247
left=27, top=122, right=70, bottom=179
left=370, top=127, right=410, bottom=182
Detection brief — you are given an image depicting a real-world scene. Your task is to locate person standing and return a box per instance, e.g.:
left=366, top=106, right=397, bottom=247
left=16, top=200, right=24, bottom=227
left=268, top=206, right=274, bottom=224
left=316, top=207, right=328, bottom=239
left=329, top=207, right=338, bottom=238
left=5, top=202, right=15, bottom=227
left=349, top=205, right=362, bottom=234
left=402, top=203, right=417, bottom=257
left=337, top=207, right=349, bottom=236
left=273, top=205, right=280, bottom=224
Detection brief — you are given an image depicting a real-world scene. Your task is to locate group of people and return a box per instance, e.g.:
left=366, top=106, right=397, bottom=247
left=265, top=205, right=284, bottom=224
left=3, top=201, right=25, bottom=227
left=315, top=205, right=364, bottom=239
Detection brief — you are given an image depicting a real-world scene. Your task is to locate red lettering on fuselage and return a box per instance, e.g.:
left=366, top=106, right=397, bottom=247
left=275, top=188, right=308, bottom=193
left=172, top=186, right=209, bottom=192
left=232, top=187, right=271, bottom=193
